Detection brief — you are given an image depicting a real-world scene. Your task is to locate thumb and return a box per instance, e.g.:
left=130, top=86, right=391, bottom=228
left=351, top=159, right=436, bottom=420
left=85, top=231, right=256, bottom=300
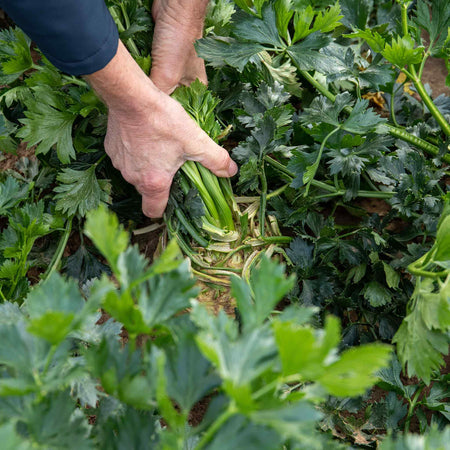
left=187, top=135, right=238, bottom=178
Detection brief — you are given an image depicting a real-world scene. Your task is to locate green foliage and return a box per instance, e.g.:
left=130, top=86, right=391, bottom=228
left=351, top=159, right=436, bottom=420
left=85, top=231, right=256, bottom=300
left=393, top=205, right=450, bottom=384
left=382, top=36, right=424, bottom=69
left=17, top=100, right=77, bottom=164
left=0, top=0, right=449, bottom=444
left=414, top=0, right=450, bottom=56
left=381, top=426, right=450, bottom=449
left=54, top=166, right=111, bottom=217
left=0, top=207, right=392, bottom=448
left=0, top=28, right=32, bottom=84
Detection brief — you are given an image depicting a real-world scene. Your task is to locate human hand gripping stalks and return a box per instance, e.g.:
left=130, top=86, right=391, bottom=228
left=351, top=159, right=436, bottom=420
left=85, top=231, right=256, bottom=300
left=153, top=80, right=292, bottom=286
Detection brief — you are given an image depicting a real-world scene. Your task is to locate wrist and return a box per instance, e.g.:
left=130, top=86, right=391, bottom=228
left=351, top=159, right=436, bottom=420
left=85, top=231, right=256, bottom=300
left=153, top=0, right=209, bottom=27
left=85, top=40, right=158, bottom=113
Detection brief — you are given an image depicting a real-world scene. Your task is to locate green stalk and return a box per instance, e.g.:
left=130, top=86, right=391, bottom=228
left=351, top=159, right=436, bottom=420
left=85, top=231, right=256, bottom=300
left=174, top=207, right=209, bottom=248
left=197, top=164, right=235, bottom=230
left=297, top=68, right=337, bottom=102
left=42, top=217, right=73, bottom=280
left=259, top=163, right=268, bottom=236
left=108, top=6, right=140, bottom=59
left=261, top=236, right=293, bottom=244
left=404, top=384, right=426, bottom=432
left=292, top=62, right=446, bottom=160
left=410, top=69, right=450, bottom=136
left=385, top=124, right=449, bottom=162
left=304, top=127, right=340, bottom=196
left=218, top=177, right=241, bottom=216
left=195, top=405, right=236, bottom=450
left=399, top=2, right=450, bottom=136
left=182, top=161, right=221, bottom=225
left=264, top=156, right=394, bottom=199
left=390, top=82, right=400, bottom=128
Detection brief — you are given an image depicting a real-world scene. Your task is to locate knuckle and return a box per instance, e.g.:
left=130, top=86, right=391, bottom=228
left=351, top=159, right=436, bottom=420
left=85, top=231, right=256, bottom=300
left=138, top=173, right=171, bottom=195
left=215, top=148, right=231, bottom=168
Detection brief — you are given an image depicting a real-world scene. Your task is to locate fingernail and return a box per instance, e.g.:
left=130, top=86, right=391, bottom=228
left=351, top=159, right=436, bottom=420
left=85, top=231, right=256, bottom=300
left=228, top=160, right=238, bottom=176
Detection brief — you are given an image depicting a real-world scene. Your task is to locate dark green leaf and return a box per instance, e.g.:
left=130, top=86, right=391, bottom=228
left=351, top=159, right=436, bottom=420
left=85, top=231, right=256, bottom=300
left=54, top=166, right=111, bottom=217
left=232, top=5, right=283, bottom=47
left=196, top=37, right=265, bottom=72
left=287, top=32, right=333, bottom=72
left=17, top=102, right=77, bottom=164
left=363, top=281, right=392, bottom=307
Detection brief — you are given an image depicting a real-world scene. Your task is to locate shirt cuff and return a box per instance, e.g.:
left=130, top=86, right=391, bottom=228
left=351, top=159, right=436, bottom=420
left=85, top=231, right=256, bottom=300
left=44, top=14, right=119, bottom=76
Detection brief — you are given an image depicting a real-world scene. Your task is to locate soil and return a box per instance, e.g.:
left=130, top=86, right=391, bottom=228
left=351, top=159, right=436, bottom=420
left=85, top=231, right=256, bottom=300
left=0, top=142, right=36, bottom=172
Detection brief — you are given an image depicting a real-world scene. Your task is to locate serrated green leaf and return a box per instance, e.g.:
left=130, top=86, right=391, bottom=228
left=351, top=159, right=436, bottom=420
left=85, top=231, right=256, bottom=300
left=232, top=256, right=295, bottom=332
left=287, top=32, right=333, bottom=72
left=192, top=304, right=276, bottom=401
left=274, top=315, right=341, bottom=379
left=382, top=36, right=424, bottom=68
left=319, top=343, right=391, bottom=396
left=275, top=0, right=294, bottom=41
left=206, top=0, right=235, bottom=33
left=196, top=37, right=265, bottom=71
left=17, top=101, right=77, bottom=164
left=301, top=92, right=352, bottom=127
left=84, top=205, right=129, bottom=272
left=0, top=177, right=29, bottom=216
left=250, top=401, right=322, bottom=440
left=0, top=113, right=18, bottom=154
left=414, top=0, right=450, bottom=55
left=345, top=29, right=386, bottom=53
left=23, top=391, right=93, bottom=449
left=54, top=166, right=111, bottom=217
left=434, top=215, right=450, bottom=262
left=346, top=263, right=367, bottom=284
left=165, top=330, right=220, bottom=412
left=0, top=28, right=32, bottom=83
left=233, top=5, right=283, bottom=47
left=292, top=5, right=316, bottom=42
left=377, top=355, right=411, bottom=397
left=342, top=98, right=386, bottom=133
left=27, top=312, right=75, bottom=345
left=85, top=338, right=155, bottom=409
left=208, top=415, right=282, bottom=450
left=383, top=262, right=400, bottom=289
left=393, top=307, right=448, bottom=384
left=24, top=273, right=86, bottom=344
left=363, top=281, right=392, bottom=306
left=138, top=260, right=197, bottom=327
left=312, top=2, right=343, bottom=34
left=340, top=0, right=372, bottom=29
left=102, top=289, right=150, bottom=336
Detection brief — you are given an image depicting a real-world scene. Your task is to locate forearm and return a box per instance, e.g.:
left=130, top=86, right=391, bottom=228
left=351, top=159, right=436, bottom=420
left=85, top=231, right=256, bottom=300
left=85, top=40, right=158, bottom=112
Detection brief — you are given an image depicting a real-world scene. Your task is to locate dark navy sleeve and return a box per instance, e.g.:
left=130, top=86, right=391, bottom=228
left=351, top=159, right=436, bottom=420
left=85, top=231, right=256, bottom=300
left=0, top=1, right=119, bottom=76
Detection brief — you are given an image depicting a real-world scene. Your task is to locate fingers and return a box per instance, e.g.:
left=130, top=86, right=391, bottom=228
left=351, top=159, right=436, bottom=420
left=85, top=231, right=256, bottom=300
left=150, top=60, right=207, bottom=94
left=138, top=174, right=173, bottom=218
left=187, top=136, right=238, bottom=178
left=150, top=66, right=179, bottom=95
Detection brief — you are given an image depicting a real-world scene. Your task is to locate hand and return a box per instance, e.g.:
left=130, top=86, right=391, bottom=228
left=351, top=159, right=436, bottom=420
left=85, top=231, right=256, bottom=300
left=150, top=0, right=208, bottom=93
left=105, top=87, right=236, bottom=218
left=86, top=41, right=237, bottom=218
